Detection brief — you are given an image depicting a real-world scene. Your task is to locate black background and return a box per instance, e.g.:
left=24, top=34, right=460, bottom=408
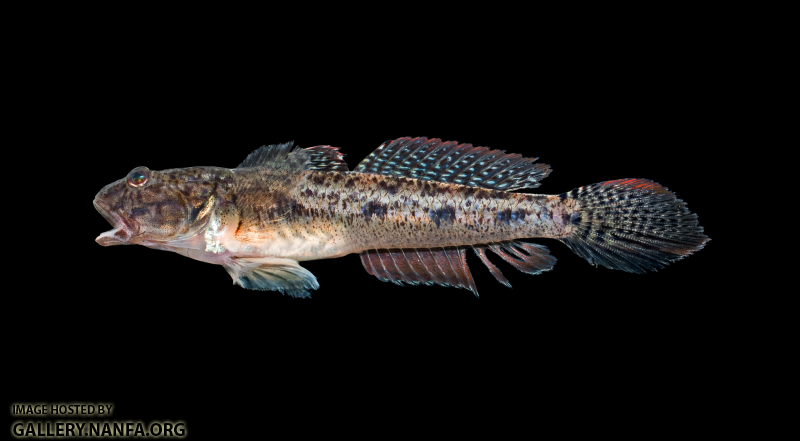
left=8, top=15, right=733, bottom=438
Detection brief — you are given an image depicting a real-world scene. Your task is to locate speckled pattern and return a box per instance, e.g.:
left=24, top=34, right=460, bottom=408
left=95, top=166, right=578, bottom=262
left=274, top=171, right=579, bottom=260
left=94, top=166, right=226, bottom=246
left=94, top=139, right=708, bottom=296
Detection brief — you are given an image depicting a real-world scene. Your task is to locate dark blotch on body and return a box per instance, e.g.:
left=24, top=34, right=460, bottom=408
left=427, top=204, right=456, bottom=228
left=497, top=208, right=513, bottom=225
left=362, top=200, right=388, bottom=220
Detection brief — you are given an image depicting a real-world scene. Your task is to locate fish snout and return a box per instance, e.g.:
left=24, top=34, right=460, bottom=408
left=94, top=198, right=133, bottom=246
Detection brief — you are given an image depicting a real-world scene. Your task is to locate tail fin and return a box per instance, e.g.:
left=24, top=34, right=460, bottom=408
left=559, top=179, right=709, bottom=273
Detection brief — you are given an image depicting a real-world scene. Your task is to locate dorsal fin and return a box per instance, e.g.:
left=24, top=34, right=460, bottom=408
left=238, top=142, right=348, bottom=172
left=233, top=143, right=311, bottom=234
left=304, top=146, right=348, bottom=171
left=237, top=142, right=305, bottom=169
left=353, top=137, right=551, bottom=191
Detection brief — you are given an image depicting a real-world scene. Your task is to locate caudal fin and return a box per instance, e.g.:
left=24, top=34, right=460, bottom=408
left=559, top=179, right=709, bottom=273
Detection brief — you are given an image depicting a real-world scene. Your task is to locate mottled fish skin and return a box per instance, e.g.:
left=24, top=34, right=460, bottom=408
left=93, top=166, right=228, bottom=249
left=94, top=138, right=708, bottom=297
left=94, top=165, right=577, bottom=267
left=279, top=171, right=578, bottom=260
left=124, top=169, right=577, bottom=263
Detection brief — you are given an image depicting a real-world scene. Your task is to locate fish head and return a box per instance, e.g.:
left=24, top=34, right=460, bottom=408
left=94, top=166, right=218, bottom=246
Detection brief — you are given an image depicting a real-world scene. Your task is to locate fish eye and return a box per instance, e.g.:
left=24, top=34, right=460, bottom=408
left=128, top=169, right=149, bottom=187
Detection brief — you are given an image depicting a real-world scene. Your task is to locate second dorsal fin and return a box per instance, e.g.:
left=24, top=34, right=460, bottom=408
left=353, top=137, right=551, bottom=191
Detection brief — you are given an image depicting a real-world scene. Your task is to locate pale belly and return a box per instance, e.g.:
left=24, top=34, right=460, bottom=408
left=223, top=228, right=351, bottom=262
left=158, top=221, right=351, bottom=264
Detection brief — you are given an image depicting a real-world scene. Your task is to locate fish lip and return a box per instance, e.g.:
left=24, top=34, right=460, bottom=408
left=94, top=199, right=134, bottom=246
left=93, top=199, right=116, bottom=226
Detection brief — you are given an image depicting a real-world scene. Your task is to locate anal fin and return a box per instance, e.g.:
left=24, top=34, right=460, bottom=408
left=360, top=247, right=479, bottom=296
left=360, top=241, right=556, bottom=296
left=224, top=257, right=319, bottom=298
left=481, top=241, right=556, bottom=277
left=473, top=246, right=511, bottom=288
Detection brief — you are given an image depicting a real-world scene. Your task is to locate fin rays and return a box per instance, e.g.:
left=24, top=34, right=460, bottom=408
left=359, top=241, right=556, bottom=296
left=224, top=257, right=319, bottom=298
left=559, top=179, right=710, bottom=273
left=304, top=146, right=348, bottom=171
left=354, top=137, right=551, bottom=191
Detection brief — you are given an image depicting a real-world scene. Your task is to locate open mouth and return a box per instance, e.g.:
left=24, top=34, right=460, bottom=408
left=94, top=199, right=133, bottom=246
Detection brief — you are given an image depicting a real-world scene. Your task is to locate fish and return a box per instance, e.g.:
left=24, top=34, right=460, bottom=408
left=94, top=137, right=709, bottom=298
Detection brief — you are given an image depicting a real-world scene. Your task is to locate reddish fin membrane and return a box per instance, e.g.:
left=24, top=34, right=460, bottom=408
left=354, top=137, right=551, bottom=191
left=360, top=247, right=479, bottom=296
left=360, top=242, right=554, bottom=295
left=559, top=179, right=710, bottom=273
left=486, top=241, right=556, bottom=276
left=473, top=246, right=511, bottom=288
left=471, top=241, right=555, bottom=289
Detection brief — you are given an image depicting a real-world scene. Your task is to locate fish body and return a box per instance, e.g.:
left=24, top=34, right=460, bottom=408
left=94, top=137, right=709, bottom=297
left=237, top=172, right=575, bottom=260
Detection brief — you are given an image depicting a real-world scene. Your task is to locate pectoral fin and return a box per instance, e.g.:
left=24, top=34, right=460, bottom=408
left=223, top=257, right=319, bottom=298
